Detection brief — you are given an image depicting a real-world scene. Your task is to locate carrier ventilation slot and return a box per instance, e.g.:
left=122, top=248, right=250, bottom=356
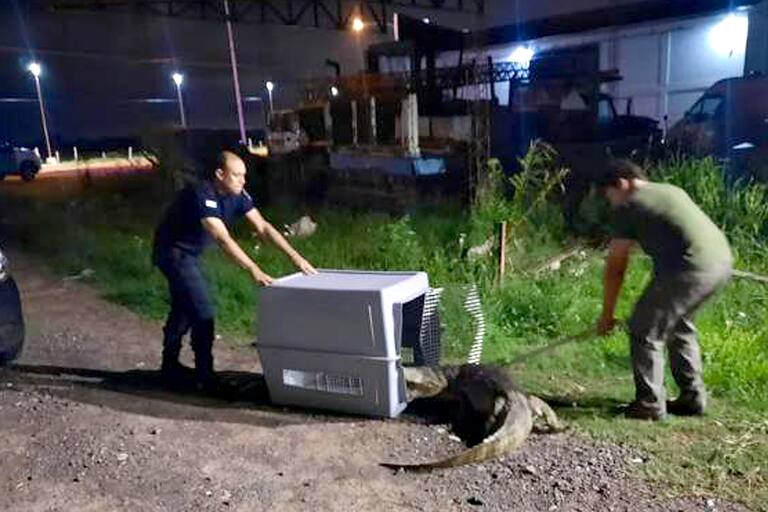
left=282, top=369, right=364, bottom=396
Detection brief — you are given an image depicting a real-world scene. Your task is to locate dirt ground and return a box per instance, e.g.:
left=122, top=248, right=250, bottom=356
left=0, top=249, right=751, bottom=511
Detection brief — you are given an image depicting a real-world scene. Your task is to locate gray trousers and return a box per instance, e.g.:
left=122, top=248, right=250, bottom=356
left=628, top=262, right=732, bottom=412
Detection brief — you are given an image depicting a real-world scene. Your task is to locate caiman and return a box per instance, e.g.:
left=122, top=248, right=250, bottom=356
left=382, top=364, right=564, bottom=471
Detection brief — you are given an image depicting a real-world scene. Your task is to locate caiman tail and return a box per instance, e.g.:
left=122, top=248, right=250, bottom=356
left=381, top=391, right=533, bottom=471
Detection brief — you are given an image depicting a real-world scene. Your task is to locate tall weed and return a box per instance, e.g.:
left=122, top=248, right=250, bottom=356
left=652, top=156, right=768, bottom=265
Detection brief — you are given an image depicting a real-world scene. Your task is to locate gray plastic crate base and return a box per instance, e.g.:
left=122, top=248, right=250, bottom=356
left=259, top=346, right=408, bottom=418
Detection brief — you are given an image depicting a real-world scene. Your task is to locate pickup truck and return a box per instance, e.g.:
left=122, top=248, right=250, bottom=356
left=0, top=143, right=42, bottom=181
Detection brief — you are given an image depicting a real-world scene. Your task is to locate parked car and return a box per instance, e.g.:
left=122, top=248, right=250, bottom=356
left=0, top=247, right=24, bottom=365
left=0, top=142, right=42, bottom=181
left=666, top=74, right=768, bottom=180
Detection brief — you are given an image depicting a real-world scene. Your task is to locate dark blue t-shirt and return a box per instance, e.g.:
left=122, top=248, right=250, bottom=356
left=154, top=181, right=254, bottom=257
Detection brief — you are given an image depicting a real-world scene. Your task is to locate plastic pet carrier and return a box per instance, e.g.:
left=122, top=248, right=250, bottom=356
left=256, top=270, right=440, bottom=418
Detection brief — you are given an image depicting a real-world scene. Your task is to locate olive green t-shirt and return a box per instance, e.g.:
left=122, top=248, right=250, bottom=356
left=611, top=182, right=732, bottom=274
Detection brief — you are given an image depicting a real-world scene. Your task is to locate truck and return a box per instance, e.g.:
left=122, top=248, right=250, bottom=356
left=0, top=142, right=42, bottom=181
left=666, top=74, right=768, bottom=181
left=493, top=83, right=663, bottom=174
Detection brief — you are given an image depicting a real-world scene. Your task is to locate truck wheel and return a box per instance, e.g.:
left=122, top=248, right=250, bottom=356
left=20, top=160, right=39, bottom=181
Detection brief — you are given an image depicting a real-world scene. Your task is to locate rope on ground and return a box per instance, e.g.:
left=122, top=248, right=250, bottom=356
left=508, top=321, right=627, bottom=366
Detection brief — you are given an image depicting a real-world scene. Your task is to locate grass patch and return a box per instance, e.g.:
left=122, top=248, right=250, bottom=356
left=1, top=149, right=767, bottom=509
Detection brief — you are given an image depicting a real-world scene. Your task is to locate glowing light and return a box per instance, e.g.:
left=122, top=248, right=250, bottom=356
left=172, top=72, right=184, bottom=86
left=709, top=14, right=749, bottom=56
left=509, top=46, right=535, bottom=68
left=422, top=17, right=431, bottom=24
left=352, top=17, right=365, bottom=32
left=27, top=62, right=42, bottom=78
left=266, top=81, right=275, bottom=92
left=330, top=86, right=339, bottom=97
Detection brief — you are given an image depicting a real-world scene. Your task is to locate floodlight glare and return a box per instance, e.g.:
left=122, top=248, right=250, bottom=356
left=330, top=86, right=339, bottom=97
left=422, top=17, right=431, bottom=24
left=352, top=17, right=365, bottom=32
left=266, top=81, right=275, bottom=92
left=172, top=72, right=184, bottom=86
left=27, top=62, right=42, bottom=78
left=509, top=46, right=535, bottom=68
left=710, top=14, right=749, bottom=56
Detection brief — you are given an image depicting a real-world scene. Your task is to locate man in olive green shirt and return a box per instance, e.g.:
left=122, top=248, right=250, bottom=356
left=595, top=159, right=732, bottom=420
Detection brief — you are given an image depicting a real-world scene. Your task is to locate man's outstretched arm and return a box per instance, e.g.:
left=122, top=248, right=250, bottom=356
left=244, top=208, right=318, bottom=275
left=202, top=216, right=274, bottom=286
left=598, top=238, right=635, bottom=335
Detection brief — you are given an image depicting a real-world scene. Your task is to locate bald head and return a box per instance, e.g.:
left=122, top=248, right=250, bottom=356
left=217, top=151, right=244, bottom=172
left=214, top=150, right=247, bottom=196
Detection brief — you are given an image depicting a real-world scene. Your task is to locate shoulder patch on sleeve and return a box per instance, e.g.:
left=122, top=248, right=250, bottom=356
left=205, top=199, right=218, bottom=209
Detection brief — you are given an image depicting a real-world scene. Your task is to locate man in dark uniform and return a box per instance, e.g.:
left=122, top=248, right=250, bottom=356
left=595, top=159, right=732, bottom=420
left=153, top=150, right=317, bottom=392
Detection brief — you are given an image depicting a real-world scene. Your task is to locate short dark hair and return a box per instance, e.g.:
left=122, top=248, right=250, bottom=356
left=594, top=159, right=647, bottom=189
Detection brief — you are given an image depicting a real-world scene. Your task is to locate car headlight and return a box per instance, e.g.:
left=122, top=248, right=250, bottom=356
left=0, top=249, right=8, bottom=282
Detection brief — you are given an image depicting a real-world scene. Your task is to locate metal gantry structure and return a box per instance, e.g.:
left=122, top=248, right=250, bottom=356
left=33, top=0, right=485, bottom=32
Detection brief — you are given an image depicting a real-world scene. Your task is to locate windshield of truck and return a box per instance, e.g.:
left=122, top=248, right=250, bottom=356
left=686, top=95, right=724, bottom=120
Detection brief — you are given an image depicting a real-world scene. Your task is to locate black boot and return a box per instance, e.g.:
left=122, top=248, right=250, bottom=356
left=191, top=319, right=219, bottom=395
left=194, top=353, right=221, bottom=395
left=160, top=344, right=194, bottom=386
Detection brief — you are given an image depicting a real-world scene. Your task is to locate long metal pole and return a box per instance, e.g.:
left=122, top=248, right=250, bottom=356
left=175, top=83, right=187, bottom=128
left=33, top=75, right=52, bottom=160
left=223, top=0, right=247, bottom=144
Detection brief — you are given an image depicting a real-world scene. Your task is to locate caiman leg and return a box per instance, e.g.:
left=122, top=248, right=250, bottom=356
left=527, top=395, right=566, bottom=433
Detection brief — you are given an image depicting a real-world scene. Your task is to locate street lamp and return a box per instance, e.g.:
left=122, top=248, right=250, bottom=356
left=266, top=81, right=275, bottom=114
left=352, top=17, right=365, bottom=33
left=223, top=0, right=247, bottom=144
left=330, top=86, right=339, bottom=97
left=171, top=72, right=187, bottom=128
left=27, top=61, right=53, bottom=161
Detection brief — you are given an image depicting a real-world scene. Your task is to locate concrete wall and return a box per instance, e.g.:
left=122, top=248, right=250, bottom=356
left=745, top=0, right=768, bottom=74
left=431, top=9, right=750, bottom=126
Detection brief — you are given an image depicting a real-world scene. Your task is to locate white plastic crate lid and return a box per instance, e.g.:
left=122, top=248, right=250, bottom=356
left=258, top=269, right=429, bottom=358
left=271, top=269, right=428, bottom=292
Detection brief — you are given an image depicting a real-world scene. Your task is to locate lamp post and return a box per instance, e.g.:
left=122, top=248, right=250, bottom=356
left=171, top=72, right=187, bottom=128
left=223, top=0, right=247, bottom=144
left=27, top=62, right=53, bottom=161
left=265, top=81, right=275, bottom=114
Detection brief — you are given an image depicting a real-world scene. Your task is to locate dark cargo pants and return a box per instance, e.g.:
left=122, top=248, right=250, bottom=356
left=628, top=262, right=732, bottom=414
left=154, top=248, right=216, bottom=380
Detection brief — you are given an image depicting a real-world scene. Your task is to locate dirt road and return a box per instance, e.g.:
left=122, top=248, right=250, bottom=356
left=0, top=250, right=748, bottom=511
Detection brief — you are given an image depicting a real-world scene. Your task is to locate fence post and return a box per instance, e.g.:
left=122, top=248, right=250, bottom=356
left=128, top=146, right=133, bottom=160
left=73, top=147, right=78, bottom=161
left=499, top=221, right=507, bottom=280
